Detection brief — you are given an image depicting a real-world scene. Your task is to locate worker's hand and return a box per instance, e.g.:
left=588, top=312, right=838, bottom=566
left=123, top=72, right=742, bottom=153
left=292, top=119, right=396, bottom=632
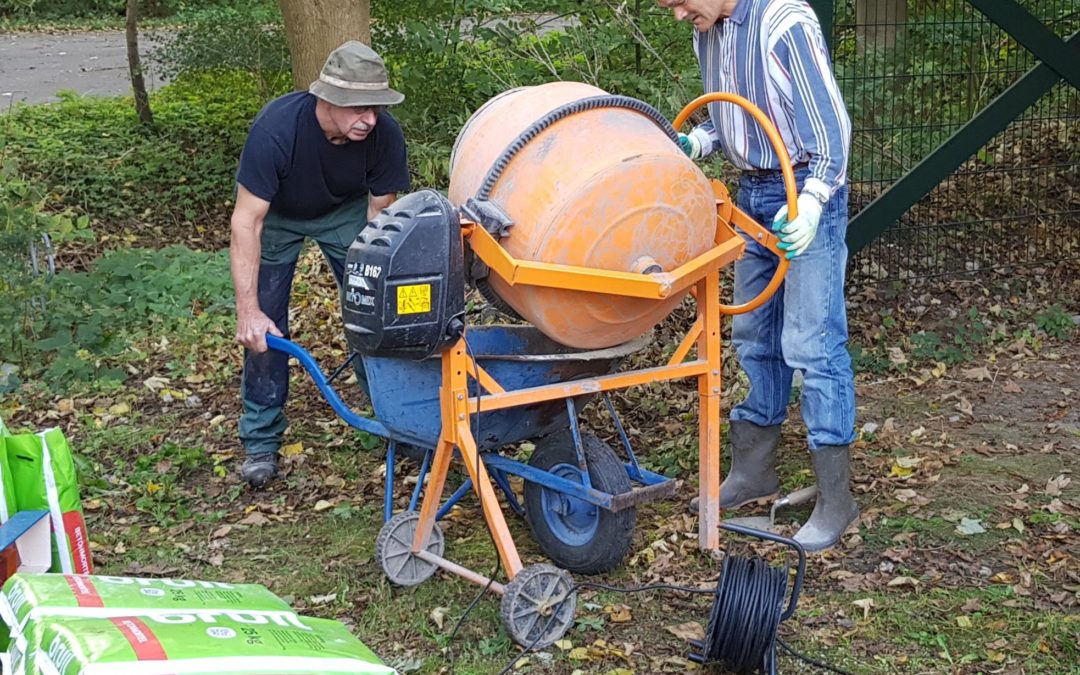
left=677, top=133, right=702, bottom=160
left=235, top=309, right=282, bottom=354
left=772, top=192, right=825, bottom=259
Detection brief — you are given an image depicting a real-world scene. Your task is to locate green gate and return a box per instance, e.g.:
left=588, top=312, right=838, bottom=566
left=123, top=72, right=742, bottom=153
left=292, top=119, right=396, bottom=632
left=810, top=0, right=1079, bottom=280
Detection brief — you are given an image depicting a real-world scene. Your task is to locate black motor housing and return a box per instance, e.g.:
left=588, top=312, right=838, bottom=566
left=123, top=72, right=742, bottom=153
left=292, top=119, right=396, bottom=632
left=342, top=189, right=465, bottom=358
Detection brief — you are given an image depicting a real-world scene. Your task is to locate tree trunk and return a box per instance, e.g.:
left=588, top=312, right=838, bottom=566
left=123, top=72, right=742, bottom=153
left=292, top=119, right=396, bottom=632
left=125, top=0, right=153, bottom=125
left=856, top=0, right=907, bottom=49
left=277, top=0, right=371, bottom=92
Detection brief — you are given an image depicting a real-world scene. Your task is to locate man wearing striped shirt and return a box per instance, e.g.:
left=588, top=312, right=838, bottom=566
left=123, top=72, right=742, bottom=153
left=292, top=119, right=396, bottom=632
left=662, top=0, right=859, bottom=551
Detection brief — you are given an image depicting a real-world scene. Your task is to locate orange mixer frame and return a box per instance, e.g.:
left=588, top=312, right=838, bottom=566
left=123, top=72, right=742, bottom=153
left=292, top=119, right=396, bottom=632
left=405, top=92, right=799, bottom=598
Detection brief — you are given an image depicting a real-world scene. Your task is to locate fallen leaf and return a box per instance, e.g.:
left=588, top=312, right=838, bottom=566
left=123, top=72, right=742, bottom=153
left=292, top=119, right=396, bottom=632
left=852, top=598, right=875, bottom=619
left=211, top=525, right=232, bottom=539
left=956, top=397, right=973, bottom=417
left=956, top=518, right=986, bottom=535
left=604, top=604, right=633, bottom=623
left=887, top=347, right=908, bottom=366
left=1045, top=474, right=1071, bottom=497
left=281, top=442, right=305, bottom=458
left=893, top=488, right=918, bottom=502
left=239, top=512, right=269, bottom=526
left=554, top=639, right=573, bottom=651
left=143, top=376, right=170, bottom=391
left=887, top=576, right=920, bottom=589
left=108, top=402, right=130, bottom=415
left=931, top=362, right=947, bottom=378
left=956, top=615, right=972, bottom=628
left=989, top=572, right=1016, bottom=584
left=429, top=606, right=447, bottom=630
left=314, top=500, right=334, bottom=512
left=664, top=621, right=705, bottom=642
left=1001, top=380, right=1022, bottom=393
left=961, top=366, right=992, bottom=381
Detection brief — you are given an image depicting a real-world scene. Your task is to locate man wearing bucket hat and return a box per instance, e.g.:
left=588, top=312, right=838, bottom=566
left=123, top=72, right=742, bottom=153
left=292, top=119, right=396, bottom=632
left=230, top=41, right=410, bottom=488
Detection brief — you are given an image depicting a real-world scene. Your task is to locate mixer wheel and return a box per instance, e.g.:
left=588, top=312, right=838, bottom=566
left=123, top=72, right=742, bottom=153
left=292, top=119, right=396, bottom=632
left=376, top=511, right=444, bottom=587
left=524, top=431, right=635, bottom=574
left=500, top=563, right=576, bottom=649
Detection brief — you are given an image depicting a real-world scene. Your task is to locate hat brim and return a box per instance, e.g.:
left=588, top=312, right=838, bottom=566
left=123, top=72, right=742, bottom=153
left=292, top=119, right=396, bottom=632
left=309, top=80, right=405, bottom=107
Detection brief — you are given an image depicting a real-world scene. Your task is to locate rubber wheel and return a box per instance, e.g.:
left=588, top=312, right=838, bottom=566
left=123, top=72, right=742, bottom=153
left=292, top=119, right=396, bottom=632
left=500, top=563, right=576, bottom=649
left=523, top=431, right=636, bottom=574
left=375, top=511, right=444, bottom=587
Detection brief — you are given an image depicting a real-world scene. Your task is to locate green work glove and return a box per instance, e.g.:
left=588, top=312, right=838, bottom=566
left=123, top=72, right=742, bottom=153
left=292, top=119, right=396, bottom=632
left=677, top=132, right=702, bottom=160
left=773, top=192, right=826, bottom=259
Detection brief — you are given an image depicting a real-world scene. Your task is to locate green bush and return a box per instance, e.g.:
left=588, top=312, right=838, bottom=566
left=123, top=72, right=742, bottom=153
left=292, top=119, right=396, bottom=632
left=148, top=3, right=290, bottom=101
left=0, top=163, right=93, bottom=386
left=0, top=245, right=234, bottom=388
left=1, top=71, right=285, bottom=232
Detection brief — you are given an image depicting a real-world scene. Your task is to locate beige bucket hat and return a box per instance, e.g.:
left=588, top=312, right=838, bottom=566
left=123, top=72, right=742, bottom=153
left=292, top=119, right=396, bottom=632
left=309, top=41, right=405, bottom=107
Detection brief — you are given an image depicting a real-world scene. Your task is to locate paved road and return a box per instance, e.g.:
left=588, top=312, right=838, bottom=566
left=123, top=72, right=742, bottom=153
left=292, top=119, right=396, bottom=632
left=0, top=30, right=166, bottom=107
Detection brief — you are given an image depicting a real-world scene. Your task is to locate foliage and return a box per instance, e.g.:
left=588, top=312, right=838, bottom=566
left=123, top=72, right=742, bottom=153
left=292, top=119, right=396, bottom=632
left=1, top=72, right=281, bottom=231
left=0, top=0, right=269, bottom=23
left=148, top=3, right=290, bottom=101
left=0, top=163, right=93, bottom=386
left=0, top=246, right=234, bottom=388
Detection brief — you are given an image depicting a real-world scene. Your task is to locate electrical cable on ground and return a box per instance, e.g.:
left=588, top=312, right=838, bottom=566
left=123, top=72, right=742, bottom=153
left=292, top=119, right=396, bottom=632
left=492, top=572, right=856, bottom=675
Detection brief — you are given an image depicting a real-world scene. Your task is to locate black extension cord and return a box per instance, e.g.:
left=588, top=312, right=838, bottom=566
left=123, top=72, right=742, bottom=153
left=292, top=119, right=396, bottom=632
left=488, top=570, right=856, bottom=675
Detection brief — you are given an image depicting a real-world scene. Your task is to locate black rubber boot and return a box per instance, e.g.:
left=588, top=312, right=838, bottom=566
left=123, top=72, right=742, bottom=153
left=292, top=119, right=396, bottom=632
left=690, top=421, right=781, bottom=513
left=794, top=445, right=860, bottom=552
left=241, top=452, right=280, bottom=489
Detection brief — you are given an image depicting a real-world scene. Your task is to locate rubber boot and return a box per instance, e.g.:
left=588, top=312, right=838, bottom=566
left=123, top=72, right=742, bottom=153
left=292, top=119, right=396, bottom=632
left=690, top=421, right=781, bottom=513
left=794, top=445, right=860, bottom=552
left=241, top=452, right=280, bottom=489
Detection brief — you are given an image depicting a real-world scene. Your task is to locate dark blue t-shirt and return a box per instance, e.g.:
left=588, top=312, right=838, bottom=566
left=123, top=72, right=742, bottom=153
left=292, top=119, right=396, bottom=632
left=236, top=91, right=411, bottom=220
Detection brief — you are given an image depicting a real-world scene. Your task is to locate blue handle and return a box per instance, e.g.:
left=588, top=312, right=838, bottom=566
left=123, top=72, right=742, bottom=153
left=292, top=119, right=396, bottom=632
left=265, top=334, right=390, bottom=439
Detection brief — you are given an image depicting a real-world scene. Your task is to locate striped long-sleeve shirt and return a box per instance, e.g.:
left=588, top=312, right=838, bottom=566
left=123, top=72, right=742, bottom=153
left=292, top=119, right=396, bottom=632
left=688, top=0, right=851, bottom=198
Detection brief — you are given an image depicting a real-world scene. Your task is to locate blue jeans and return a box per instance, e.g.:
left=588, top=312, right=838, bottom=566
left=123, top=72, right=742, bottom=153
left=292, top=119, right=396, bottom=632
left=239, top=199, right=369, bottom=458
left=730, top=168, right=856, bottom=449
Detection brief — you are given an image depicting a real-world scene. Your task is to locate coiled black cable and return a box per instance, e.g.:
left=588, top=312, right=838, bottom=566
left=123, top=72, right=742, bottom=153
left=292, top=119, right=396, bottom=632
left=492, top=560, right=854, bottom=675
left=476, top=95, right=680, bottom=201
left=701, top=555, right=788, bottom=674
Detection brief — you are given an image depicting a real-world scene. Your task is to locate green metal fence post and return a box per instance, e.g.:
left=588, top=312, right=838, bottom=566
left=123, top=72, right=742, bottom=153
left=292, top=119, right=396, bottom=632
left=808, top=0, right=834, bottom=51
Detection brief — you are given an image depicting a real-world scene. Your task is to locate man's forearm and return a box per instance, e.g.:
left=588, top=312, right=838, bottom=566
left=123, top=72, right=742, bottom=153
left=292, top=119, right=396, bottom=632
left=230, top=216, right=263, bottom=315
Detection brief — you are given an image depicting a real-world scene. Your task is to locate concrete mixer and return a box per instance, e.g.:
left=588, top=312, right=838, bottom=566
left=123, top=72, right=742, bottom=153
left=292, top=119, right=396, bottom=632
left=330, top=83, right=800, bottom=649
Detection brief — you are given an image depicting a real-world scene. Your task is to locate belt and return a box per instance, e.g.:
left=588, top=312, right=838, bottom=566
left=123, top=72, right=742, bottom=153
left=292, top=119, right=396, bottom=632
left=742, top=162, right=808, bottom=177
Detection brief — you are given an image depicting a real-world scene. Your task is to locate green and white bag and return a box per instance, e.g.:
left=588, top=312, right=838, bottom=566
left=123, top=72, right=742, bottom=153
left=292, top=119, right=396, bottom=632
left=4, top=428, right=92, bottom=574
left=0, top=416, right=14, bottom=524
left=0, top=573, right=295, bottom=641
left=12, top=614, right=396, bottom=674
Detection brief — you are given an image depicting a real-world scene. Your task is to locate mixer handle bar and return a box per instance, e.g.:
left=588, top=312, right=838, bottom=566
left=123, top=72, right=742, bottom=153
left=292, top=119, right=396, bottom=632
left=673, top=93, right=798, bottom=316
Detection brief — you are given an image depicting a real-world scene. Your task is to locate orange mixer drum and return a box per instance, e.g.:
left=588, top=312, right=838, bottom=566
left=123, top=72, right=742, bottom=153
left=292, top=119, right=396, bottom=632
left=448, top=82, right=717, bottom=349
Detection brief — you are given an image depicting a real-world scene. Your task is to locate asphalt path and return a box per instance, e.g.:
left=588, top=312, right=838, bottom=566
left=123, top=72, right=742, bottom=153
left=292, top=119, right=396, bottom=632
left=0, top=30, right=166, bottom=107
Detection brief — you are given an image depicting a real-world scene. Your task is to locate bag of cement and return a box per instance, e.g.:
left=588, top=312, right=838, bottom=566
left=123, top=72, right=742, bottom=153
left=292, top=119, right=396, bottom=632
left=0, top=573, right=295, bottom=640
left=11, top=614, right=396, bottom=674
left=4, top=428, right=92, bottom=574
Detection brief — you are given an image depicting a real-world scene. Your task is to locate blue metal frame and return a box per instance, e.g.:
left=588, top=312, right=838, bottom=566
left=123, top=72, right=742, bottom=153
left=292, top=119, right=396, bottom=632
left=268, top=335, right=673, bottom=527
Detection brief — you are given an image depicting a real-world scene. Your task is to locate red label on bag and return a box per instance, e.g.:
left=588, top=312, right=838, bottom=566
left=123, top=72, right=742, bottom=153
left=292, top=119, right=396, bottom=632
left=111, top=617, right=169, bottom=661
left=62, top=510, right=93, bottom=574
left=64, top=574, right=104, bottom=607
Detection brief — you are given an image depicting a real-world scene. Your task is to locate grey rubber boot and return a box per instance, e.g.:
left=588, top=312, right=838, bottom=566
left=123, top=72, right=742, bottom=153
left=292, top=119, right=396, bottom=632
left=690, top=421, right=781, bottom=513
left=720, top=421, right=782, bottom=509
left=794, top=445, right=860, bottom=552
left=241, top=452, right=280, bottom=489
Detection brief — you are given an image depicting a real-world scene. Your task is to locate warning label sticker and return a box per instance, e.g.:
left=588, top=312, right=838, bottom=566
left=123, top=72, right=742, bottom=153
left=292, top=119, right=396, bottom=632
left=396, top=284, right=431, bottom=315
